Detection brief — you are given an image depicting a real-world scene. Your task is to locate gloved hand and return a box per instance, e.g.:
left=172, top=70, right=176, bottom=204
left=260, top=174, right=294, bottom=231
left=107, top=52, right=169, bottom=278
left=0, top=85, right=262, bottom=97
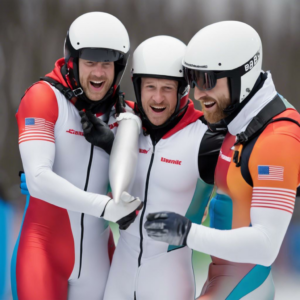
left=144, top=212, right=192, bottom=246
left=102, top=191, right=143, bottom=230
left=79, top=110, right=114, bottom=154
left=19, top=171, right=29, bottom=195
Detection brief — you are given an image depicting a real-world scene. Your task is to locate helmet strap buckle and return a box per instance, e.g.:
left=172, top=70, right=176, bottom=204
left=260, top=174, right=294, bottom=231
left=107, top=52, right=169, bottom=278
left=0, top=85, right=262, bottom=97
left=235, top=131, right=248, bottom=145
left=73, top=87, right=84, bottom=97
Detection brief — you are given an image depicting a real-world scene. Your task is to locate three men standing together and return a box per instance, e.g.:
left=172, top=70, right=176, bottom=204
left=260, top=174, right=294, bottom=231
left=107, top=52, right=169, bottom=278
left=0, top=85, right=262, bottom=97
left=14, top=12, right=300, bottom=300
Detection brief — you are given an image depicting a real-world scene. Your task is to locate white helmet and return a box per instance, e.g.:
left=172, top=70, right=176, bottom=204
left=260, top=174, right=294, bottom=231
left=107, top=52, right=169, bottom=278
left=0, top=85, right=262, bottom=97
left=64, top=12, right=130, bottom=100
left=131, top=35, right=189, bottom=128
left=183, top=21, right=262, bottom=113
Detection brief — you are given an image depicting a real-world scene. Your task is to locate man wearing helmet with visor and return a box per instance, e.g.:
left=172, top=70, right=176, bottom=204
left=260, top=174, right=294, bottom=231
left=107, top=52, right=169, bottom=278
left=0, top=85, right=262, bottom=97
left=145, top=21, right=300, bottom=299
left=12, top=12, right=141, bottom=300
left=102, top=35, right=225, bottom=300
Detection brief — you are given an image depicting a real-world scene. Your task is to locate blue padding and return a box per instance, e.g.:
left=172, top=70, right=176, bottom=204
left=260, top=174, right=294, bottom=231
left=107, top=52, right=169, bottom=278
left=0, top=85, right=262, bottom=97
left=20, top=173, right=29, bottom=195
left=0, top=200, right=8, bottom=298
left=209, top=193, right=232, bottom=230
left=168, top=179, right=213, bottom=251
left=226, top=265, right=271, bottom=300
left=20, top=173, right=26, bottom=183
left=11, top=194, right=31, bottom=300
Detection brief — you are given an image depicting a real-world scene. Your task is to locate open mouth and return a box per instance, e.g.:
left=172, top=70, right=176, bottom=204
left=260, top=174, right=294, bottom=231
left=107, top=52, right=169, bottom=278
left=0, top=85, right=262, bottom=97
left=203, top=101, right=216, bottom=109
left=90, top=80, right=105, bottom=89
left=150, top=106, right=166, bottom=113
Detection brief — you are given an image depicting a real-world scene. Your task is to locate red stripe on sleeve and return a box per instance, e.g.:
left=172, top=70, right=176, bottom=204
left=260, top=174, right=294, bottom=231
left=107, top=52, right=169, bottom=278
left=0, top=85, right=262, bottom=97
left=16, top=82, right=59, bottom=144
left=251, top=187, right=296, bottom=214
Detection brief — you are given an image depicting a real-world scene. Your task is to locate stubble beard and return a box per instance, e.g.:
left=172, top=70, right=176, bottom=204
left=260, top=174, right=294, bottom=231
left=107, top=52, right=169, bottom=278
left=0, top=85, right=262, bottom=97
left=200, top=96, right=231, bottom=124
left=81, top=76, right=112, bottom=102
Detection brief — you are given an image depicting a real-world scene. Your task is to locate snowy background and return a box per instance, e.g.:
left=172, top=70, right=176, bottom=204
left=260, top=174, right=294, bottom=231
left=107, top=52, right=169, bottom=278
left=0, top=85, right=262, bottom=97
left=1, top=0, right=300, bottom=299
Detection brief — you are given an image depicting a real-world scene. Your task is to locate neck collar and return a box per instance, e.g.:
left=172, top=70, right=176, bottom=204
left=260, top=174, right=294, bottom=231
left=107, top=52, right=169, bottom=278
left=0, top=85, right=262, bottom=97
left=226, top=71, right=277, bottom=135
left=145, top=112, right=184, bottom=144
left=142, top=100, right=202, bottom=143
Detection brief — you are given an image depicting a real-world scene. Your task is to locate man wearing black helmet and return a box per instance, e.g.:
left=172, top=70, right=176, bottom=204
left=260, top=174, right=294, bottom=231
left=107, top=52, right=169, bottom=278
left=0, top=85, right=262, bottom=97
left=145, top=21, right=300, bottom=299
left=12, top=12, right=141, bottom=300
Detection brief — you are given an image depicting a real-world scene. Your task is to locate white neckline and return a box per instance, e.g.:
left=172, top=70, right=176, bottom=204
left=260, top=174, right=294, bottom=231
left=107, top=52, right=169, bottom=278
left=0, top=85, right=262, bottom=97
left=227, top=72, right=277, bottom=136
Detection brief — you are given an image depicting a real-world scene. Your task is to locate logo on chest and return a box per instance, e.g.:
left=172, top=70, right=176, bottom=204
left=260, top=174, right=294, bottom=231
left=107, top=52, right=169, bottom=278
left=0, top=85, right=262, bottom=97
left=66, top=129, right=84, bottom=136
left=161, top=157, right=182, bottom=166
left=139, top=148, right=151, bottom=154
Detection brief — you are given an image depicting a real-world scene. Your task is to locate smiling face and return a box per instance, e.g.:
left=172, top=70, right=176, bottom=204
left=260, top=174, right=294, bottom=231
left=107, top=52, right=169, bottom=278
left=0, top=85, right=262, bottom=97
left=140, top=77, right=178, bottom=126
left=79, top=58, right=115, bottom=101
left=194, top=77, right=231, bottom=123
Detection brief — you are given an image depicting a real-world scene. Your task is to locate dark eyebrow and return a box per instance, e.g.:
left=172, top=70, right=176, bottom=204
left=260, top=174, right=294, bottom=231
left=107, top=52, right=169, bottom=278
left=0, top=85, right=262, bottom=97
left=164, top=83, right=177, bottom=88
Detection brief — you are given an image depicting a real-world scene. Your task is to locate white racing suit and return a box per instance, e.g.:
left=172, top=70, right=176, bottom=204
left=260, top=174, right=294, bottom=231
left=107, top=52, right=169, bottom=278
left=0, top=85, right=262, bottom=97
left=104, top=101, right=222, bottom=300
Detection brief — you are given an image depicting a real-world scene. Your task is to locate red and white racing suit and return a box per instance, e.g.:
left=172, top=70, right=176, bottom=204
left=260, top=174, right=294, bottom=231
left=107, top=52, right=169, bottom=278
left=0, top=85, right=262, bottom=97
left=12, top=58, right=133, bottom=300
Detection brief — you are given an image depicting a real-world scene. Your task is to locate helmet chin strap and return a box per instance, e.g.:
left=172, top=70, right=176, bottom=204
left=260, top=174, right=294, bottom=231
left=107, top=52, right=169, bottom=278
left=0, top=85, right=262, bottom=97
left=75, top=86, right=117, bottom=114
left=223, top=76, right=241, bottom=116
left=223, top=102, right=240, bottom=116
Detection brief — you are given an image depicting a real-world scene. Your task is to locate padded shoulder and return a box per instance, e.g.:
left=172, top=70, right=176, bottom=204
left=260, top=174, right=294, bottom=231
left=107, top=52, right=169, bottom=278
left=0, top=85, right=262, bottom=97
left=17, top=81, right=58, bottom=123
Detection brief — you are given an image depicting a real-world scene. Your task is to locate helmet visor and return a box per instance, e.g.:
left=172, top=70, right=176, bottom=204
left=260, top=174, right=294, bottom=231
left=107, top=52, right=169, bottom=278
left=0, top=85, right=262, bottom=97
left=183, top=68, right=229, bottom=91
left=79, top=48, right=124, bottom=62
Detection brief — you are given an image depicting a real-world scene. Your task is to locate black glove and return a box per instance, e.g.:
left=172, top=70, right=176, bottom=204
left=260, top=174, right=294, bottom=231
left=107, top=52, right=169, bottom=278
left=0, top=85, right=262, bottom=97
left=144, top=212, right=192, bottom=246
left=79, top=110, right=114, bottom=154
left=117, top=202, right=144, bottom=230
left=100, top=191, right=144, bottom=230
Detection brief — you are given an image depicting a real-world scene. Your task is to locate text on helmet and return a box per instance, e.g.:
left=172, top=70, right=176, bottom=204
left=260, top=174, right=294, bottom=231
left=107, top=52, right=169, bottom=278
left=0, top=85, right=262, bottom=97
left=244, top=52, right=260, bottom=72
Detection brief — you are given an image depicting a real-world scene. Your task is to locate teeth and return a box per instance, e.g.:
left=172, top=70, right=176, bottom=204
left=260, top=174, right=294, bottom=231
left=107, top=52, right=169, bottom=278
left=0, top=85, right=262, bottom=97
left=204, top=101, right=215, bottom=105
left=91, top=81, right=104, bottom=84
left=151, top=106, right=166, bottom=109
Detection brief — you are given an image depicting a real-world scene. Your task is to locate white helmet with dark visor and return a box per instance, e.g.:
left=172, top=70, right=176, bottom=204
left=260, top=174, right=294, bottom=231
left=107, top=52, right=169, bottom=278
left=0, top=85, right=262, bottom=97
left=183, top=21, right=262, bottom=110
left=63, top=12, right=130, bottom=100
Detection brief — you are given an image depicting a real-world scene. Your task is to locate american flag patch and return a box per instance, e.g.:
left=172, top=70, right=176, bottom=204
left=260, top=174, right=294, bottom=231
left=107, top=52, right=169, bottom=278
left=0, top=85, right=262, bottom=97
left=258, top=165, right=284, bottom=181
left=251, top=187, right=296, bottom=214
left=19, top=117, right=55, bottom=144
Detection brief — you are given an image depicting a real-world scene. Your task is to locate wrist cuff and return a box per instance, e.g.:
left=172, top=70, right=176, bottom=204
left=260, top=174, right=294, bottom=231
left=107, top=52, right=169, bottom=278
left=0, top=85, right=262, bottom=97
left=100, top=198, right=112, bottom=217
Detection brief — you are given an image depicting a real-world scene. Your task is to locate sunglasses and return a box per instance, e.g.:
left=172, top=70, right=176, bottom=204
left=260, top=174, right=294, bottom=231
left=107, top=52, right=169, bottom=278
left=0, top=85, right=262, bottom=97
left=183, top=51, right=260, bottom=91
left=183, top=68, right=228, bottom=91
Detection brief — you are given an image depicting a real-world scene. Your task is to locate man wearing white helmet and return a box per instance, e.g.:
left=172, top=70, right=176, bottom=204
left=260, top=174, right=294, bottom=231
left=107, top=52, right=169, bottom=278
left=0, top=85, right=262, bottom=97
left=12, top=12, right=142, bottom=300
left=101, top=35, right=226, bottom=300
left=145, top=21, right=300, bottom=299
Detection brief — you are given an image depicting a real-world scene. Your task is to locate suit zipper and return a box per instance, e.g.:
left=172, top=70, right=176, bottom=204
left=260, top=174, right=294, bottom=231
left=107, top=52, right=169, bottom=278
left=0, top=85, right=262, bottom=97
left=78, top=144, right=94, bottom=278
left=135, top=142, right=156, bottom=298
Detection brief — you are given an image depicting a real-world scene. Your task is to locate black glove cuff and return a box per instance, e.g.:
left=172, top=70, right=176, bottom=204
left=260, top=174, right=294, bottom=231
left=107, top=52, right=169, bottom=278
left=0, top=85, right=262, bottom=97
left=117, top=210, right=137, bottom=230
left=100, top=198, right=112, bottom=218
left=182, top=219, right=192, bottom=246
